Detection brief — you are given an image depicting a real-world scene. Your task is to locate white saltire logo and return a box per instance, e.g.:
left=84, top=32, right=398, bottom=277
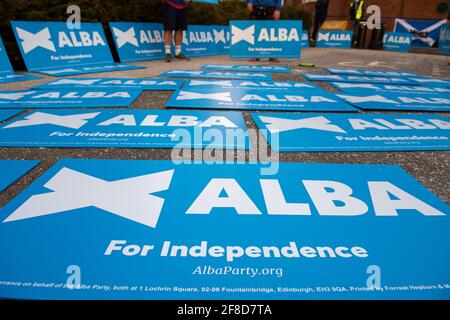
left=16, top=27, right=56, bottom=53
left=0, top=91, right=35, bottom=100
left=177, top=91, right=232, bottom=102
left=3, top=111, right=100, bottom=129
left=231, top=25, right=255, bottom=45
left=49, top=79, right=100, bottom=86
left=112, top=27, right=139, bottom=48
left=258, top=116, right=346, bottom=134
left=188, top=80, right=232, bottom=87
left=317, top=32, right=330, bottom=41
left=213, top=29, right=226, bottom=44
left=3, top=168, right=174, bottom=228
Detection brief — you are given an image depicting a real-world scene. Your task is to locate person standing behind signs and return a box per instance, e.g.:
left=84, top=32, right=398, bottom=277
left=163, top=0, right=191, bottom=63
left=349, top=0, right=365, bottom=42
left=312, top=0, right=329, bottom=41
left=246, top=0, right=283, bottom=63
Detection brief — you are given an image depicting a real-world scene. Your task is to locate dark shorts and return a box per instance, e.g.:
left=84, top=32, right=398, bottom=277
left=163, top=2, right=188, bottom=31
left=249, top=6, right=276, bottom=20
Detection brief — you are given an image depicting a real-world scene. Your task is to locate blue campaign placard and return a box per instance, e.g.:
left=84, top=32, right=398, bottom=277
left=229, top=20, right=302, bottom=58
left=0, top=158, right=449, bottom=300
left=438, top=22, right=450, bottom=55
left=0, top=160, right=39, bottom=192
left=337, top=92, right=450, bottom=112
left=211, top=25, right=230, bottom=54
left=11, top=21, right=141, bottom=75
left=166, top=88, right=357, bottom=112
left=0, top=36, right=13, bottom=74
left=410, top=77, right=450, bottom=88
left=0, top=89, right=141, bottom=109
left=301, top=30, right=310, bottom=48
left=0, top=36, right=42, bottom=84
left=326, top=68, right=417, bottom=77
left=0, top=110, right=23, bottom=122
left=160, top=70, right=272, bottom=80
left=383, top=32, right=412, bottom=52
left=316, top=30, right=352, bottom=48
left=33, top=78, right=184, bottom=91
left=0, top=109, right=250, bottom=150
left=0, top=74, right=41, bottom=84
left=110, top=22, right=164, bottom=62
left=251, top=112, right=450, bottom=152
left=201, top=64, right=292, bottom=73
left=303, top=73, right=419, bottom=85
left=183, top=79, right=323, bottom=92
left=182, top=25, right=218, bottom=57
left=330, top=82, right=450, bottom=95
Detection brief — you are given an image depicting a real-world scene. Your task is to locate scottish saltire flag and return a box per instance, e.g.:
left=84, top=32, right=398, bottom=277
left=394, top=19, right=447, bottom=48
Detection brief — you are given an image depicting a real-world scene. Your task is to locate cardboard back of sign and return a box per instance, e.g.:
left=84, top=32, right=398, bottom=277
left=337, top=92, right=450, bottom=111
left=0, top=89, right=142, bottom=109
left=383, top=32, right=412, bottom=52
left=110, top=22, right=164, bottom=62
left=229, top=20, right=302, bottom=58
left=33, top=78, right=184, bottom=91
left=166, top=87, right=357, bottom=112
left=0, top=158, right=449, bottom=299
left=251, top=112, right=450, bottom=152
left=316, top=31, right=352, bottom=48
left=11, top=21, right=141, bottom=75
left=0, top=109, right=250, bottom=149
left=0, top=160, right=39, bottom=192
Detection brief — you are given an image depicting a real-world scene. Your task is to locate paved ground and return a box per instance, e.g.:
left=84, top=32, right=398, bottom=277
left=0, top=48, right=449, bottom=207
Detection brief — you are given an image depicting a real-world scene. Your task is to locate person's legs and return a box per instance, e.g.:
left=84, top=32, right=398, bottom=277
left=267, top=7, right=279, bottom=63
left=163, top=3, right=176, bottom=62
left=174, top=6, right=189, bottom=60
left=249, top=7, right=260, bottom=62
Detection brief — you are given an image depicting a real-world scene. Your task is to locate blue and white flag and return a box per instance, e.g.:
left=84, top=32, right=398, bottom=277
left=229, top=20, right=302, bottom=58
left=33, top=78, right=183, bottom=91
left=252, top=112, right=450, bottom=152
left=166, top=88, right=357, bottom=112
left=383, top=32, right=412, bottom=52
left=160, top=70, right=272, bottom=80
left=0, top=159, right=448, bottom=299
left=0, top=89, right=141, bottom=109
left=338, top=92, right=450, bottom=111
left=11, top=21, right=142, bottom=76
left=0, top=109, right=250, bottom=150
left=201, top=64, right=291, bottom=73
left=183, top=79, right=323, bottom=92
left=331, top=82, right=450, bottom=95
left=316, top=31, right=352, bottom=48
left=326, top=68, right=417, bottom=77
left=303, top=73, right=419, bottom=85
left=394, top=18, right=447, bottom=48
left=110, top=22, right=164, bottom=62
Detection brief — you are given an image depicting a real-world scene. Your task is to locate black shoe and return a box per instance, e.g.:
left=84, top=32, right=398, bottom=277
left=165, top=54, right=172, bottom=63
left=174, top=52, right=190, bottom=60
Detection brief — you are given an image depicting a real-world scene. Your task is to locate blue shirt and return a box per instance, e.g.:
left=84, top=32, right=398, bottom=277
left=246, top=0, right=283, bottom=11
